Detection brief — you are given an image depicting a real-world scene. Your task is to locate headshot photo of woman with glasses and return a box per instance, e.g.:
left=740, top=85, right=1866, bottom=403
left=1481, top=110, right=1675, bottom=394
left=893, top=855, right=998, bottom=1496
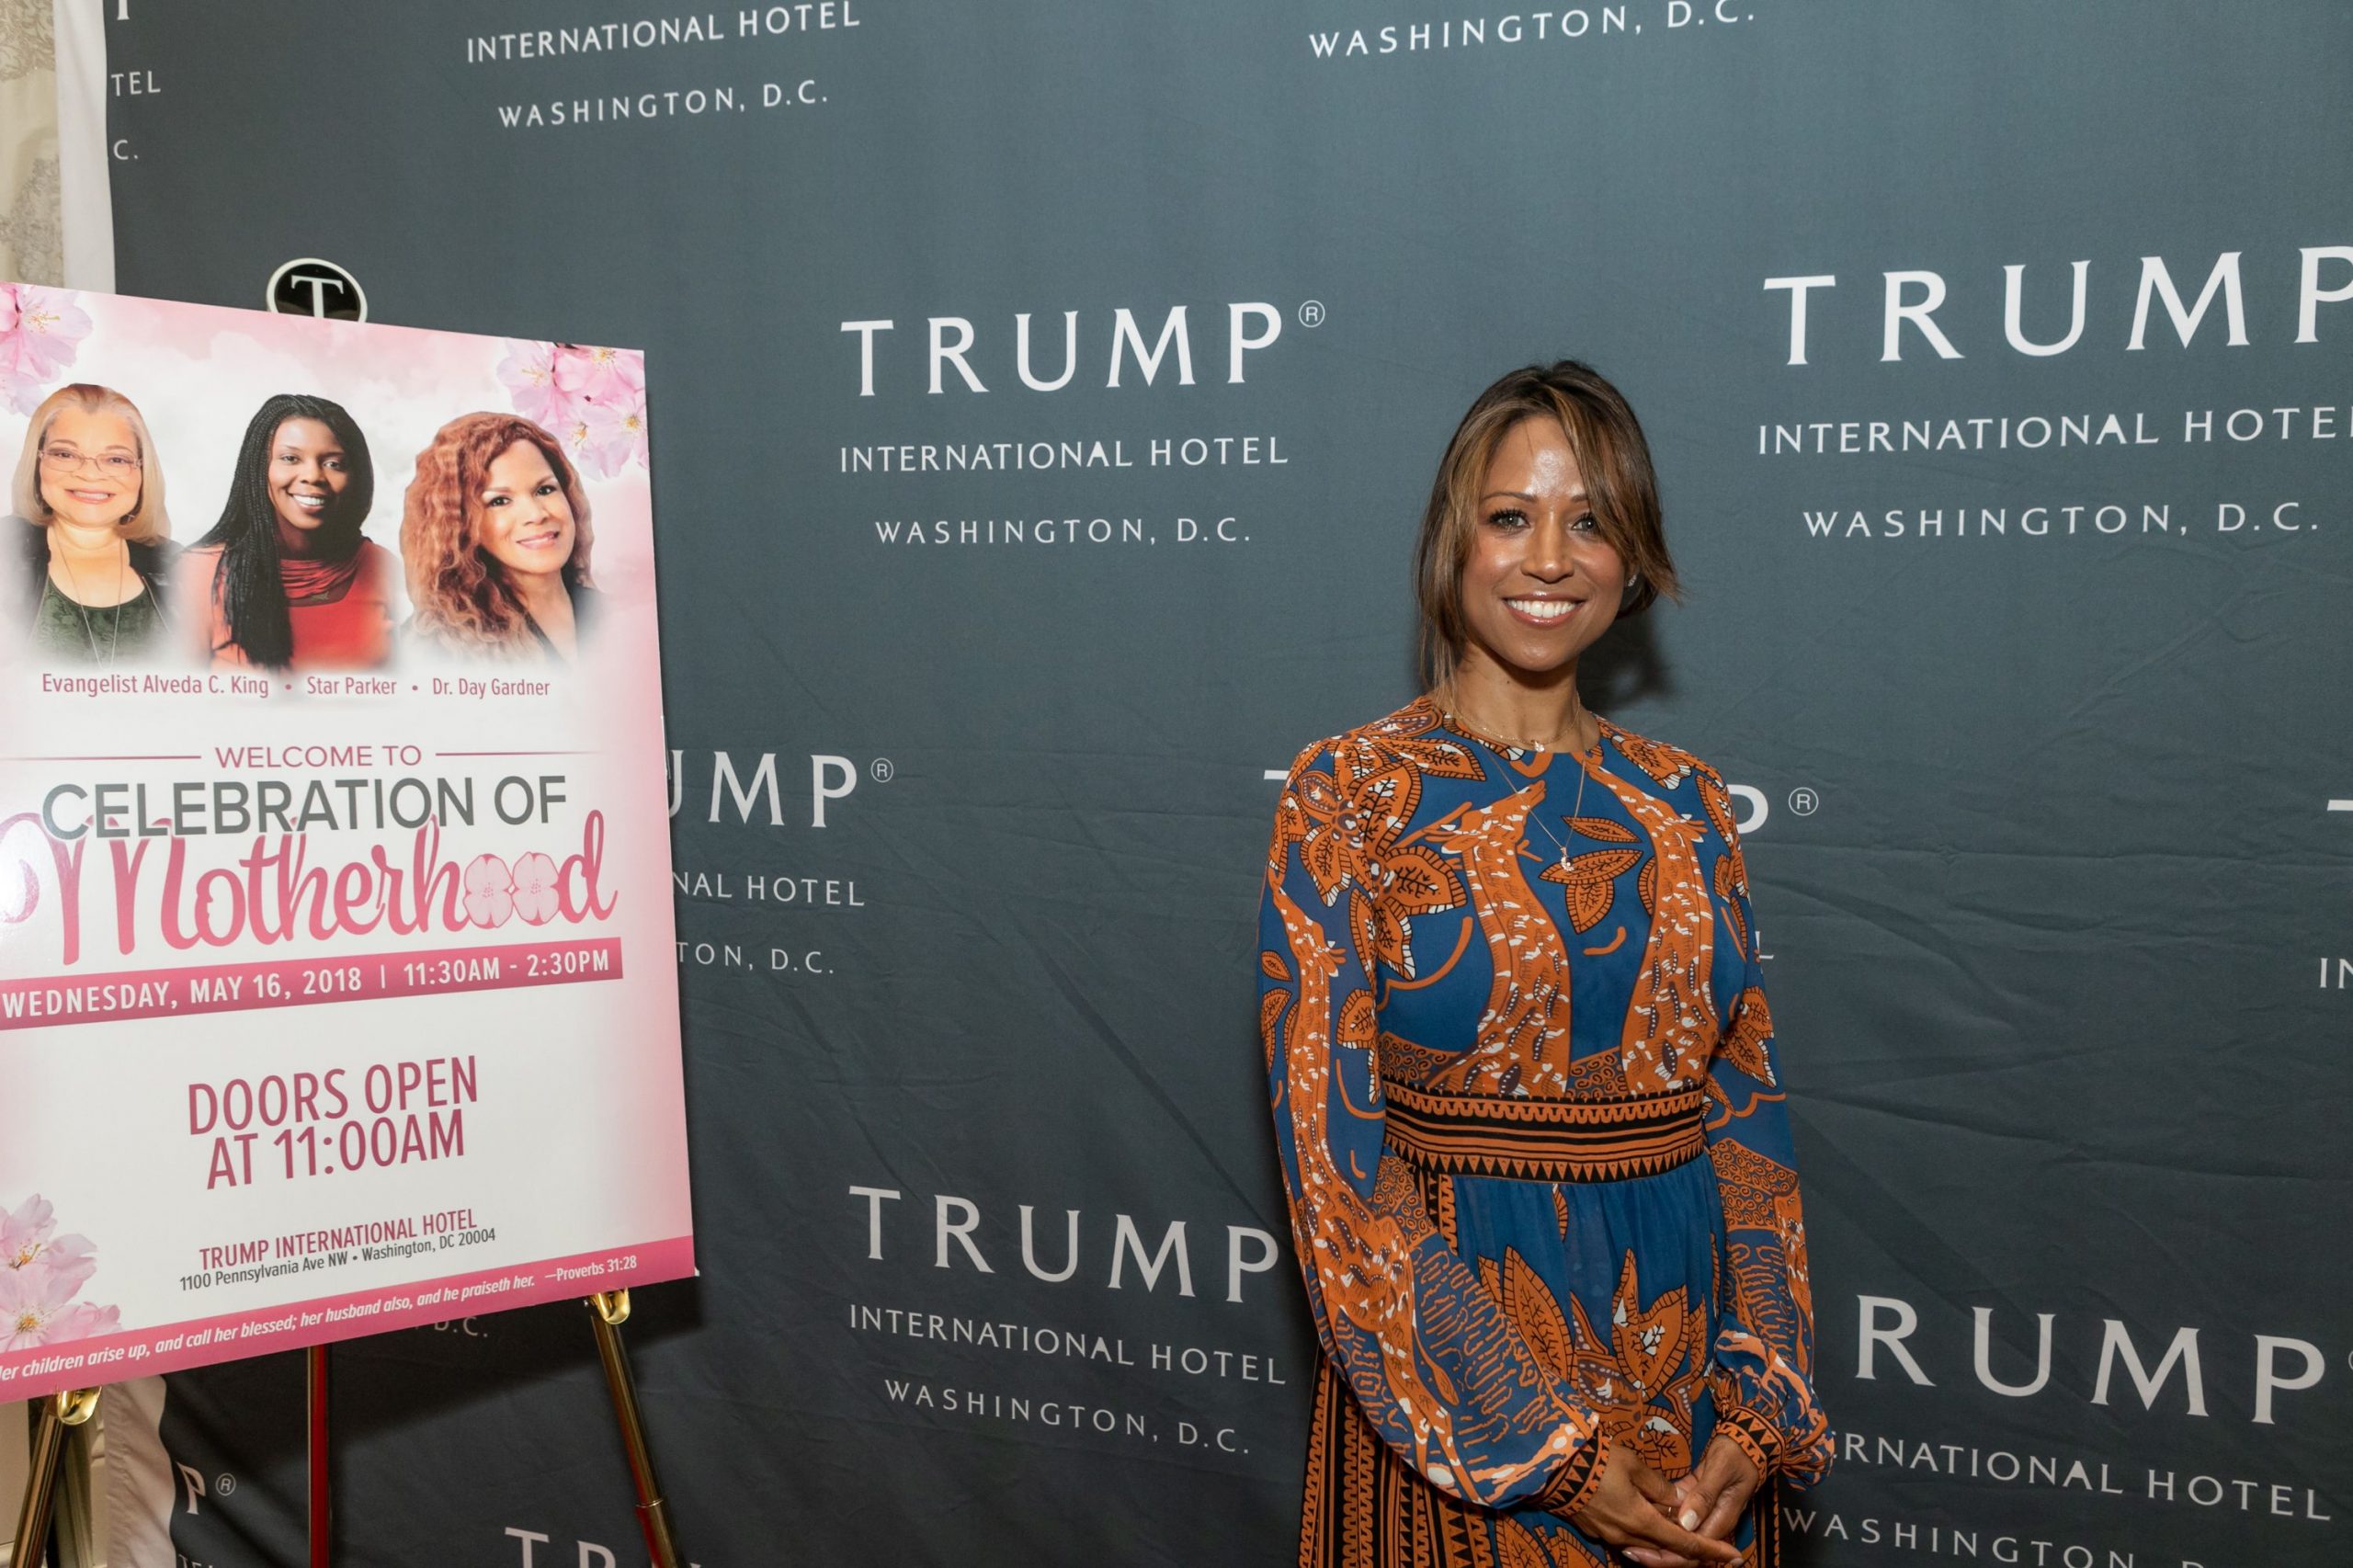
left=401, top=412, right=598, bottom=664
left=177, top=392, right=396, bottom=672
left=7, top=382, right=176, bottom=666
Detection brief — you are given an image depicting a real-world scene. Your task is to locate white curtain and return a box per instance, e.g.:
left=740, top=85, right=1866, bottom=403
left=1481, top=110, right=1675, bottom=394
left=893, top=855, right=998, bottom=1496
left=0, top=0, right=62, bottom=285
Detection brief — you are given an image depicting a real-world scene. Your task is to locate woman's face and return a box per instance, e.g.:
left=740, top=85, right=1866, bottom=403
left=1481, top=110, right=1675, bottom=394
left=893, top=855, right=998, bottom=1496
left=1456, top=415, right=1627, bottom=679
left=474, top=440, right=576, bottom=578
left=267, top=417, right=352, bottom=542
left=38, top=407, right=142, bottom=531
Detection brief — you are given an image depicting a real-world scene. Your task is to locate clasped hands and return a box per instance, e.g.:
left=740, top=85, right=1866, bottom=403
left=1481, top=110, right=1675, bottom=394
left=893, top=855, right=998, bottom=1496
left=1569, top=1436, right=1759, bottom=1566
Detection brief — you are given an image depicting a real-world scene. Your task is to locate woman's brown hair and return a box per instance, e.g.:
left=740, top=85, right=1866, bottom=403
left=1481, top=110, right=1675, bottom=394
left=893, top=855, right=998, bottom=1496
left=401, top=413, right=594, bottom=653
left=1414, top=361, right=1678, bottom=686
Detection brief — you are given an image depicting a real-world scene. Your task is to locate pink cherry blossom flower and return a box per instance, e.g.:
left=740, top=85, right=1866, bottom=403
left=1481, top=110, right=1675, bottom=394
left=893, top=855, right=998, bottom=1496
left=462, top=854, right=515, bottom=927
left=46, top=1300, right=119, bottom=1343
left=498, top=339, right=574, bottom=428
left=510, top=852, right=562, bottom=925
left=574, top=390, right=649, bottom=479
left=0, top=1257, right=110, bottom=1351
left=0, top=284, right=95, bottom=415
left=0, top=1198, right=114, bottom=1349
left=31, top=1233, right=96, bottom=1294
left=1, top=1193, right=56, bottom=1266
left=0, top=1195, right=90, bottom=1290
left=552, top=344, right=643, bottom=408
left=550, top=402, right=602, bottom=476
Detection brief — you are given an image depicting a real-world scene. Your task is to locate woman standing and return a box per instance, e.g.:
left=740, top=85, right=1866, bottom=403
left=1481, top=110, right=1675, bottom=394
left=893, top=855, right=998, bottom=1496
left=179, top=393, right=395, bottom=670
left=1261, top=363, right=1829, bottom=1568
left=9, top=383, right=174, bottom=665
left=400, top=413, right=597, bottom=663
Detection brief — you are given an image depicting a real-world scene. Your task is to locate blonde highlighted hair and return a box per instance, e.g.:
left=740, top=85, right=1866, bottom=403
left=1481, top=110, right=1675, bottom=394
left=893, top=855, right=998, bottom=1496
left=11, top=382, right=171, bottom=542
left=401, top=413, right=594, bottom=653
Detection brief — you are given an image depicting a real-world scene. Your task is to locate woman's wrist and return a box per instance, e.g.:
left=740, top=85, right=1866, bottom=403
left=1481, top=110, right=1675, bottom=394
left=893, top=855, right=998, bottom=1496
left=1715, top=1402, right=1779, bottom=1481
left=1532, top=1436, right=1608, bottom=1520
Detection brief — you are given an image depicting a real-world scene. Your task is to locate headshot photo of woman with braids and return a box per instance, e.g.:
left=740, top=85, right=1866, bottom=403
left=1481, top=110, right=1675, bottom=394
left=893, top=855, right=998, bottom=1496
left=400, top=412, right=598, bottom=664
left=176, top=392, right=398, bottom=671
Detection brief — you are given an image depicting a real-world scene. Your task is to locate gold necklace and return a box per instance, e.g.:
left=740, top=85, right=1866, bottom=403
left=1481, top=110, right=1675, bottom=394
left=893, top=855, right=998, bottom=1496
left=1434, top=687, right=1603, bottom=873
left=1525, top=772, right=1592, bottom=873
left=1433, top=682, right=1601, bottom=757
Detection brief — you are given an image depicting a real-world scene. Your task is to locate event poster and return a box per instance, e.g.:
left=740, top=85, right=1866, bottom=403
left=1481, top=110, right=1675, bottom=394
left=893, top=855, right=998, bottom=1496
left=0, top=285, right=692, bottom=1402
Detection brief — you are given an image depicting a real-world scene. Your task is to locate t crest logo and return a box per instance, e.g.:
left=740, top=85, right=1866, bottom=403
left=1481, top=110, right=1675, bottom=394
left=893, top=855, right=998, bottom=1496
left=266, top=257, right=368, bottom=322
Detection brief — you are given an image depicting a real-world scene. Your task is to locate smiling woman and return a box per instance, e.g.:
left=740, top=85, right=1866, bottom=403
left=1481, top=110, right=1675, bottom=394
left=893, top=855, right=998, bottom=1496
left=8, top=383, right=176, bottom=667
left=1261, top=363, right=1829, bottom=1568
left=400, top=412, right=597, bottom=664
left=177, top=393, right=396, bottom=672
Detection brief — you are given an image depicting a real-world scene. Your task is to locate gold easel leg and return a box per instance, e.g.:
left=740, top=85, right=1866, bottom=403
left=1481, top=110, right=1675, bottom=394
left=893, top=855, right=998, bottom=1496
left=585, top=1291, right=682, bottom=1568
left=11, top=1388, right=100, bottom=1568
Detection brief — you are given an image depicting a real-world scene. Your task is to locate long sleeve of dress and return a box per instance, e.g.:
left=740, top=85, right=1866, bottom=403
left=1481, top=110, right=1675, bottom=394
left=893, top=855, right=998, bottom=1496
left=1259, top=745, right=1610, bottom=1519
left=1697, top=767, right=1834, bottom=1487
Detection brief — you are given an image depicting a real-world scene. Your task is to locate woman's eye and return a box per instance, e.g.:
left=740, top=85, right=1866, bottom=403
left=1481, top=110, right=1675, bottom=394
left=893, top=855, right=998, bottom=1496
left=1486, top=508, right=1528, bottom=529
left=538, top=483, right=559, bottom=496
left=484, top=495, right=507, bottom=507
left=1570, top=514, right=1598, bottom=532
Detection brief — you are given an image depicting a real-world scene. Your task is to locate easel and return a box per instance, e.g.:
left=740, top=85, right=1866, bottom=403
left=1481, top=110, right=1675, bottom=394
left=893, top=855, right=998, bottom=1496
left=10, top=1290, right=682, bottom=1568
left=7, top=1388, right=98, bottom=1568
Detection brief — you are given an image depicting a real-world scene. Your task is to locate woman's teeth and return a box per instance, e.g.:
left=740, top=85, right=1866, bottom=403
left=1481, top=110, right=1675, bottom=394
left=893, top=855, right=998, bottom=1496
left=1507, top=598, right=1579, bottom=621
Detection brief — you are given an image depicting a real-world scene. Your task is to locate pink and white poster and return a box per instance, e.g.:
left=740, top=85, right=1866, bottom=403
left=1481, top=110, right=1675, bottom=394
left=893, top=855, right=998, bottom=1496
left=0, top=284, right=691, bottom=1400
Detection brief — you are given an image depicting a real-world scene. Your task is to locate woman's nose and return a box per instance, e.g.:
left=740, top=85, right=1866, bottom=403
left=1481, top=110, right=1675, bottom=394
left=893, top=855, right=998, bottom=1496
left=1523, top=519, right=1572, bottom=577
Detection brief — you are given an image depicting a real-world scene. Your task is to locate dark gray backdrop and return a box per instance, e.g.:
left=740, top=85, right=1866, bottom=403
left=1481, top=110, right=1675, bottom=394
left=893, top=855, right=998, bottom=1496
left=92, top=2, right=2352, bottom=1562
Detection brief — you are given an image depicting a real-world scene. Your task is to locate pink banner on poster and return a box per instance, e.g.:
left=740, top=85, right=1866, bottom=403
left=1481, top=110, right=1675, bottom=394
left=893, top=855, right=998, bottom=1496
left=0, top=937, right=624, bottom=1029
left=0, top=1237, right=694, bottom=1393
left=0, top=285, right=691, bottom=1399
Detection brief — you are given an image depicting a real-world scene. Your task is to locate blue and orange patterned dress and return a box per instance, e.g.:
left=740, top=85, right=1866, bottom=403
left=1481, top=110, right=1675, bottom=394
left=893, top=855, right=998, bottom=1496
left=1259, top=699, right=1831, bottom=1567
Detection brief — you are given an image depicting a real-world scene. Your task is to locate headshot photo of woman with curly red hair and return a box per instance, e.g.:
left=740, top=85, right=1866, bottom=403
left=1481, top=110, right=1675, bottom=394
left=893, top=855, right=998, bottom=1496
left=400, top=412, right=597, bottom=662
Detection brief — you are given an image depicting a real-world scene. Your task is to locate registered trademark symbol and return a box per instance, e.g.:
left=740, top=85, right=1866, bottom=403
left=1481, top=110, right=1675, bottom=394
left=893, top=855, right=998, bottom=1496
left=215, top=1473, right=235, bottom=1495
left=1788, top=787, right=1820, bottom=816
left=870, top=758, right=894, bottom=783
left=1298, top=301, right=1326, bottom=328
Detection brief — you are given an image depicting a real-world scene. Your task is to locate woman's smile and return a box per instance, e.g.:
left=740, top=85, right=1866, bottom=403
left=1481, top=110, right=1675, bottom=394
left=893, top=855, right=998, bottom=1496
left=1502, top=595, right=1586, bottom=627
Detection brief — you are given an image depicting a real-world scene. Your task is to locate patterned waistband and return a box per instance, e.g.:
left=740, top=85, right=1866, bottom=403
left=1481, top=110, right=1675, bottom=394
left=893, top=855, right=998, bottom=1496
left=1381, top=1083, right=1709, bottom=1183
